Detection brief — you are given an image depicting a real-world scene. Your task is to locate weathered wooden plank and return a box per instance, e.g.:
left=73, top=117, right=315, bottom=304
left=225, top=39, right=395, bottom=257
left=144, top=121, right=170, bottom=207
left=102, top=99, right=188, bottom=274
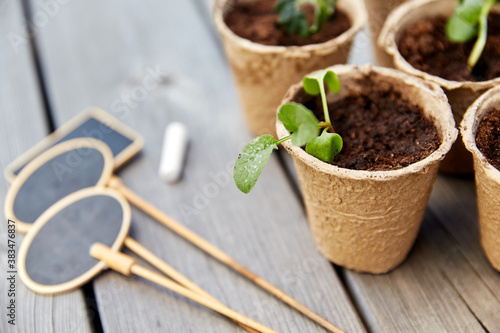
left=428, top=177, right=500, bottom=331
left=343, top=207, right=489, bottom=333
left=28, top=0, right=366, bottom=332
left=0, top=1, right=92, bottom=332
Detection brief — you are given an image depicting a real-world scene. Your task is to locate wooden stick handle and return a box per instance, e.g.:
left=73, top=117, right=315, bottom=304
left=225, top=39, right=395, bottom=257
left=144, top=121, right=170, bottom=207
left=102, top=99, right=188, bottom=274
left=123, top=237, right=259, bottom=333
left=110, top=176, right=344, bottom=333
left=90, top=243, right=277, bottom=333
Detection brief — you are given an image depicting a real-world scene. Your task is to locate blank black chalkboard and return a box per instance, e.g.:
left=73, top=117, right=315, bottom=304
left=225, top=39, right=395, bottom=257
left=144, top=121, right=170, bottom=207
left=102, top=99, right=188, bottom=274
left=5, top=108, right=143, bottom=182
left=19, top=188, right=130, bottom=293
left=13, top=148, right=105, bottom=224
left=26, top=194, right=124, bottom=285
left=5, top=139, right=114, bottom=233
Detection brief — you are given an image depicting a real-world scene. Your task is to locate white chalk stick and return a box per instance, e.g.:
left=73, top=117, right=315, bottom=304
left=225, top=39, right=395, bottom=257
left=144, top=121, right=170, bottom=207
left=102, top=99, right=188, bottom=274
left=159, top=122, right=189, bottom=183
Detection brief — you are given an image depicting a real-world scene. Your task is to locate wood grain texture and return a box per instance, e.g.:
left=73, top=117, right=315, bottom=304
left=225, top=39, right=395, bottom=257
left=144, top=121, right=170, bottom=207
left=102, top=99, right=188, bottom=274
left=28, top=0, right=366, bottom=332
left=428, top=177, right=500, bottom=331
left=0, top=1, right=92, bottom=332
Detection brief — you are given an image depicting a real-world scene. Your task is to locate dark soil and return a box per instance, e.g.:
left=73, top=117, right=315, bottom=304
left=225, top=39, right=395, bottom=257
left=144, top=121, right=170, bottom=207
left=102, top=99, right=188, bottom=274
left=398, top=13, right=500, bottom=82
left=224, top=0, right=351, bottom=46
left=476, top=107, right=500, bottom=170
left=302, top=88, right=442, bottom=171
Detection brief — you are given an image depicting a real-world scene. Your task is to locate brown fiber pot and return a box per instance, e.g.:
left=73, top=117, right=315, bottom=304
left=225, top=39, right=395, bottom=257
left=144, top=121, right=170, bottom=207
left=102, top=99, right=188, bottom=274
left=363, top=0, right=406, bottom=67
left=461, top=86, right=500, bottom=271
left=276, top=64, right=457, bottom=273
left=213, top=0, right=367, bottom=137
left=379, top=0, right=500, bottom=175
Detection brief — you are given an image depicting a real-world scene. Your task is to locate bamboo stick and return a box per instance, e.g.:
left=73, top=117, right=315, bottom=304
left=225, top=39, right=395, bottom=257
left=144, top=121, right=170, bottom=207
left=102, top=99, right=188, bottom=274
left=124, top=237, right=259, bottom=333
left=109, top=176, right=344, bottom=333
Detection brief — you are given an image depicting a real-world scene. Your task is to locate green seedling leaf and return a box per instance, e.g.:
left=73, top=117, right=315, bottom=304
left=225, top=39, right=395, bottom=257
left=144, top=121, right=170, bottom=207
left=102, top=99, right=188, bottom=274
left=446, top=0, right=482, bottom=42
left=305, top=130, right=342, bottom=163
left=468, top=0, right=497, bottom=69
left=275, top=0, right=337, bottom=37
left=303, top=69, right=340, bottom=126
left=446, top=14, right=478, bottom=42
left=234, top=135, right=278, bottom=194
left=446, top=0, right=498, bottom=68
left=303, top=70, right=340, bottom=95
left=278, top=102, right=320, bottom=146
left=233, top=69, right=343, bottom=193
left=275, top=0, right=309, bottom=37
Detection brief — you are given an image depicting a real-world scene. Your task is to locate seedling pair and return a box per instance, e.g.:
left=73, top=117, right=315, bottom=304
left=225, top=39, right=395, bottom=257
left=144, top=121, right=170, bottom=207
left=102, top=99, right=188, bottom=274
left=275, top=0, right=337, bottom=37
left=233, top=70, right=343, bottom=194
left=446, top=0, right=498, bottom=69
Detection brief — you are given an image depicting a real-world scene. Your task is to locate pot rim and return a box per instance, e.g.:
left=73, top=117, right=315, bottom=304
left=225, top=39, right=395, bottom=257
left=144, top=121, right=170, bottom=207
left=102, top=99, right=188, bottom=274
left=461, top=85, right=500, bottom=181
left=276, top=64, right=458, bottom=181
left=378, top=0, right=500, bottom=91
left=213, top=0, right=367, bottom=57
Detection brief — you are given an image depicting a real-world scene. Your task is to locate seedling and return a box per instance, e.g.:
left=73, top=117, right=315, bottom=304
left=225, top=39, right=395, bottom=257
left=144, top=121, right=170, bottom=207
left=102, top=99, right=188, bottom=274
left=446, top=0, right=498, bottom=69
left=233, top=70, right=343, bottom=193
left=275, top=0, right=337, bottom=37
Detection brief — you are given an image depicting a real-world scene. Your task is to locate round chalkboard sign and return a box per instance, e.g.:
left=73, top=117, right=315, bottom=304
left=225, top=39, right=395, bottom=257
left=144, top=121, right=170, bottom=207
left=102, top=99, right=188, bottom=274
left=18, top=187, right=130, bottom=294
left=5, top=138, right=114, bottom=233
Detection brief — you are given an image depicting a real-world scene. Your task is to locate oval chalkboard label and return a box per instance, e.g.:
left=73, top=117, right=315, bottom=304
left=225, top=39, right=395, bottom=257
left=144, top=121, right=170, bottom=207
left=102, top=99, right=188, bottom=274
left=18, top=187, right=130, bottom=294
left=5, top=138, right=114, bottom=233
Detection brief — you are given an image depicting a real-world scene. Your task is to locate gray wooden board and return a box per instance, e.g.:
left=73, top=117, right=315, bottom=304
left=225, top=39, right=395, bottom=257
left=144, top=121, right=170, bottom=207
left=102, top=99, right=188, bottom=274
left=0, top=0, right=92, bottom=332
left=428, top=177, right=500, bottom=331
left=342, top=206, right=488, bottom=333
left=28, top=0, right=366, bottom=332
left=195, top=0, right=498, bottom=331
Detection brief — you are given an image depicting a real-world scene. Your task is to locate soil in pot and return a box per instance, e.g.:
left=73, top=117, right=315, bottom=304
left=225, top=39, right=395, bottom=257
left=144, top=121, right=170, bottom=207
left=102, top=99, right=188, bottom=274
left=302, top=85, right=442, bottom=170
left=476, top=107, right=500, bottom=170
left=398, top=13, right=500, bottom=82
left=224, top=0, right=351, bottom=46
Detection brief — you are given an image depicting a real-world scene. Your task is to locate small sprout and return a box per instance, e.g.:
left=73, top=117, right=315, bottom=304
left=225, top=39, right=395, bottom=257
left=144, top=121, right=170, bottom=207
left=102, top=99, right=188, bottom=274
left=303, top=70, right=341, bottom=95
left=275, top=0, right=337, bottom=37
left=446, top=0, right=498, bottom=69
left=233, top=70, right=343, bottom=193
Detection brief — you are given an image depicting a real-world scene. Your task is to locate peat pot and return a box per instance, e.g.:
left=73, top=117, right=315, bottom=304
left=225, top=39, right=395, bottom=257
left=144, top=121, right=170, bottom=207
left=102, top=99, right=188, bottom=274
left=214, top=0, right=367, bottom=137
left=277, top=64, right=457, bottom=273
left=461, top=85, right=500, bottom=271
left=379, top=0, right=500, bottom=174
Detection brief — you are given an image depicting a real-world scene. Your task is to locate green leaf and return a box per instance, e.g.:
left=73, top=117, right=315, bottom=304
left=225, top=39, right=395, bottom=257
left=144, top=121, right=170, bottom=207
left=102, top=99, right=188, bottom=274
left=446, top=0, right=483, bottom=42
left=278, top=102, right=320, bottom=146
left=468, top=0, right=497, bottom=68
left=313, top=0, right=337, bottom=33
left=303, top=70, right=340, bottom=95
left=446, top=12, right=479, bottom=42
left=305, top=130, right=342, bottom=163
left=233, top=135, right=278, bottom=194
left=275, top=0, right=337, bottom=37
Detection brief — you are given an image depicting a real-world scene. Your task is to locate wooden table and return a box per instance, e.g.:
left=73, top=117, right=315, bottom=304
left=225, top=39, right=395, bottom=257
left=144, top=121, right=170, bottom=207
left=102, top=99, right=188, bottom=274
left=1, top=1, right=499, bottom=332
